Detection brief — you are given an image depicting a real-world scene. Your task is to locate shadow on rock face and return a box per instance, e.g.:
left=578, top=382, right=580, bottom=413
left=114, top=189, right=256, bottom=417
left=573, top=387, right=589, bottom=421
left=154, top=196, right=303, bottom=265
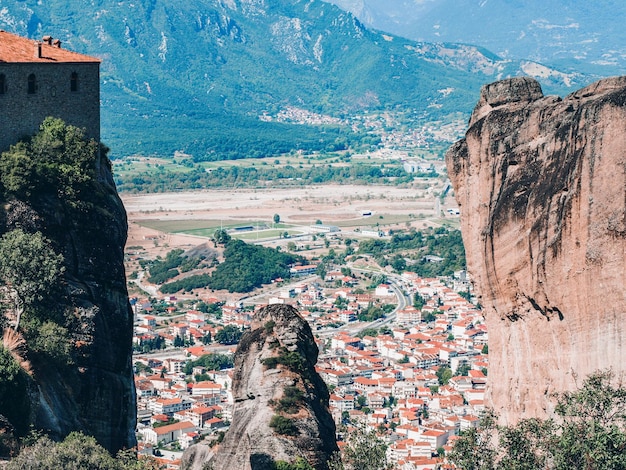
left=250, top=452, right=275, bottom=470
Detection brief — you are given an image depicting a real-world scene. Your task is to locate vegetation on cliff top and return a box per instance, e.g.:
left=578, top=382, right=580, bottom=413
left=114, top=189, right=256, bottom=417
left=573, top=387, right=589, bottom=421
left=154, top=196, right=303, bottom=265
left=0, top=117, right=103, bottom=208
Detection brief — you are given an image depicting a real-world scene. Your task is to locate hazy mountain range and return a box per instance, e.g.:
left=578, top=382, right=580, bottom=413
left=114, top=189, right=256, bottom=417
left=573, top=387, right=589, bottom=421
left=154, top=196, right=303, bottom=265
left=0, top=0, right=603, bottom=158
left=324, top=0, right=626, bottom=75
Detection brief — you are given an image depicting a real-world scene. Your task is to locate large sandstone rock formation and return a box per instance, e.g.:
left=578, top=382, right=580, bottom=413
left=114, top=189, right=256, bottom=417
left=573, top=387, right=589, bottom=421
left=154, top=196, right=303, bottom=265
left=446, top=76, right=626, bottom=423
left=183, top=304, right=338, bottom=470
left=0, top=126, right=136, bottom=453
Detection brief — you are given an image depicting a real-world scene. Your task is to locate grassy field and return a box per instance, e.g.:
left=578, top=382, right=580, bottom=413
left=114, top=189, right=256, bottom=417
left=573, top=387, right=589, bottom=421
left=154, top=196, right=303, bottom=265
left=136, top=219, right=308, bottom=240
left=235, top=229, right=304, bottom=240
left=134, top=211, right=441, bottom=238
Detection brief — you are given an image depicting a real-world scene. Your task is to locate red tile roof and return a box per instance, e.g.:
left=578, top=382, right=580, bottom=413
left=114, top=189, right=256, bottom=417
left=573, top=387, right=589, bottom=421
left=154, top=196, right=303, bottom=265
left=0, top=31, right=100, bottom=63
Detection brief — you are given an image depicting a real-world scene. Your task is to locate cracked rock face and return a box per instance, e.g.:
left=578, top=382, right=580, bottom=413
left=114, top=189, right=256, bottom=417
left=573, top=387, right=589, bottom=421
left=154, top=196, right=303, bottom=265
left=446, top=76, right=626, bottom=423
left=185, top=304, right=337, bottom=470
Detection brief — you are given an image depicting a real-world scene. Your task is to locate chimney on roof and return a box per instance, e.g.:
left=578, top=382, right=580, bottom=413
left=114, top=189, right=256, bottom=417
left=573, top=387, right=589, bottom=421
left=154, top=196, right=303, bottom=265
left=34, top=41, right=42, bottom=58
left=52, top=38, right=61, bottom=48
left=42, top=35, right=52, bottom=45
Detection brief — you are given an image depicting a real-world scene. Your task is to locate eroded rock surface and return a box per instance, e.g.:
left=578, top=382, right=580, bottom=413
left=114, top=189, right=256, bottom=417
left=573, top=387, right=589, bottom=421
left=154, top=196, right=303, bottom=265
left=184, top=304, right=337, bottom=470
left=446, top=76, right=626, bottom=422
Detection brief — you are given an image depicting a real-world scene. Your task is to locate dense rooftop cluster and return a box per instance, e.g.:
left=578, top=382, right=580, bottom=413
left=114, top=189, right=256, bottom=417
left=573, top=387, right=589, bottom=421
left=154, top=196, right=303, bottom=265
left=131, top=269, right=484, bottom=469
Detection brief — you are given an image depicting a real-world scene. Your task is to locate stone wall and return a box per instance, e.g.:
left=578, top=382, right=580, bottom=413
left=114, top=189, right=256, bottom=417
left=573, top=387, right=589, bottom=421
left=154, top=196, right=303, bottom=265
left=0, top=62, right=100, bottom=151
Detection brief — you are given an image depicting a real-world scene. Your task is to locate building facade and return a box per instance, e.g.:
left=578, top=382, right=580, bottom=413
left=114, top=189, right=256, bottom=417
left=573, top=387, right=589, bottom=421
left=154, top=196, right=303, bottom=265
left=0, top=31, right=100, bottom=151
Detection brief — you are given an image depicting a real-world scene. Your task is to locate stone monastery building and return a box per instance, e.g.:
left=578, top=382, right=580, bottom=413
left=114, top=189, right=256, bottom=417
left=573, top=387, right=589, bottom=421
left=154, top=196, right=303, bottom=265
left=0, top=30, right=100, bottom=151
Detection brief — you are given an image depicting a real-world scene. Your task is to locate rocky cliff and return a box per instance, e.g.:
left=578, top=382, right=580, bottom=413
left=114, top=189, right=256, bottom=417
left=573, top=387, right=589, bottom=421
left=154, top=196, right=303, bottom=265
left=183, top=304, right=338, bottom=470
left=446, top=76, right=626, bottom=423
left=0, top=119, right=135, bottom=453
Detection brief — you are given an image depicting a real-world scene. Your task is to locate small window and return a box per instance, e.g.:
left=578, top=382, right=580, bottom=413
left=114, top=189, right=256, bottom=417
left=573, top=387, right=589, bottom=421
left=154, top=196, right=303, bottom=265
left=27, top=74, right=36, bottom=94
left=0, top=74, right=5, bottom=95
left=70, top=72, right=78, bottom=92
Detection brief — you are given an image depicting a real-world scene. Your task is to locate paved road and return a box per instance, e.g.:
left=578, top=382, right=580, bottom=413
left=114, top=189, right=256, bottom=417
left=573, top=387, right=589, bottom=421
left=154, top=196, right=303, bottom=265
left=316, top=268, right=412, bottom=338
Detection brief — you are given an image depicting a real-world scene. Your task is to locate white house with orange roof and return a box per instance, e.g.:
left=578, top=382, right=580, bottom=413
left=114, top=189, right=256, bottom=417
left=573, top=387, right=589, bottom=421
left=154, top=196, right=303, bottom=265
left=142, top=421, right=196, bottom=446
left=174, top=405, right=216, bottom=428
left=318, top=368, right=354, bottom=387
left=147, top=397, right=192, bottom=416
left=366, top=392, right=386, bottom=409
left=353, top=377, right=379, bottom=393
left=190, top=381, right=223, bottom=403
left=331, top=334, right=360, bottom=351
left=375, top=284, right=394, bottom=297
left=459, top=414, right=480, bottom=430
left=468, top=399, right=485, bottom=413
left=164, top=358, right=187, bottom=374
left=464, top=388, right=485, bottom=403
left=396, top=307, right=422, bottom=324
left=146, top=375, right=172, bottom=391
left=185, top=346, right=210, bottom=360
left=419, top=428, right=449, bottom=451
left=393, top=381, right=418, bottom=399
left=329, top=394, right=355, bottom=412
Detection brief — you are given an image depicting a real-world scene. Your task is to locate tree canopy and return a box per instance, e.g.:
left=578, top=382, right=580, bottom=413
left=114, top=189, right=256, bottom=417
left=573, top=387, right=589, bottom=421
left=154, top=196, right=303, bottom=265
left=160, top=238, right=305, bottom=293
left=449, top=370, right=626, bottom=470
left=0, top=229, right=64, bottom=314
left=0, top=117, right=101, bottom=206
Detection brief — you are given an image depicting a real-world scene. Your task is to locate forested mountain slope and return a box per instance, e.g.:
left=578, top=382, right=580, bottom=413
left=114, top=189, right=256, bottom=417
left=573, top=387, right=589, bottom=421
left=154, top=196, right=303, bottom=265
left=1, top=0, right=510, bottom=158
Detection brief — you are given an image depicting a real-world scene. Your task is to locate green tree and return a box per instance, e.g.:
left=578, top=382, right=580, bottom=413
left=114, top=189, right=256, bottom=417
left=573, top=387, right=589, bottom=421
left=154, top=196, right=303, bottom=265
left=0, top=117, right=100, bottom=205
left=0, top=229, right=64, bottom=330
left=273, top=458, right=314, bottom=470
left=413, top=292, right=425, bottom=310
left=456, top=363, right=471, bottom=377
left=391, top=255, right=406, bottom=273
left=356, top=395, right=367, bottom=409
left=316, top=263, right=327, bottom=280
left=273, top=213, right=280, bottom=225
left=212, top=229, right=231, bottom=246
left=215, top=325, right=243, bottom=345
left=184, top=353, right=233, bottom=374
left=331, top=424, right=390, bottom=470
left=422, top=311, right=436, bottom=323
left=449, top=370, right=626, bottom=470
left=269, top=415, right=298, bottom=436
left=29, top=321, right=71, bottom=364
left=497, top=418, right=554, bottom=470
left=436, top=366, right=453, bottom=385
left=6, top=432, right=119, bottom=470
left=357, top=328, right=378, bottom=338
left=448, top=409, right=498, bottom=470
left=0, top=346, right=30, bottom=439
left=551, top=370, right=626, bottom=470
left=7, top=431, right=161, bottom=470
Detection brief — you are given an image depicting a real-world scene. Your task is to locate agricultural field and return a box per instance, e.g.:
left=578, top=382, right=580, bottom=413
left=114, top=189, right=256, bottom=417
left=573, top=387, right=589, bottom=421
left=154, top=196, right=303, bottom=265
left=122, top=183, right=460, bottom=263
